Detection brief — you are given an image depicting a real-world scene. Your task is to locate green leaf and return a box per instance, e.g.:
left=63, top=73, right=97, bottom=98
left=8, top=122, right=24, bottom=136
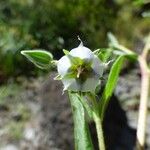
left=99, top=55, right=125, bottom=118
left=107, top=32, right=119, bottom=47
left=107, top=32, right=137, bottom=58
left=113, top=50, right=126, bottom=56
left=93, top=49, right=101, bottom=55
left=103, top=55, right=124, bottom=99
left=76, top=93, right=93, bottom=119
left=63, top=49, right=70, bottom=55
left=97, top=48, right=113, bottom=62
left=69, top=92, right=94, bottom=150
left=21, top=50, right=53, bottom=69
left=113, top=49, right=137, bottom=60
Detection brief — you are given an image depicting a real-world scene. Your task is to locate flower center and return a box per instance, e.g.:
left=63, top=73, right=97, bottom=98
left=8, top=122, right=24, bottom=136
left=74, top=62, right=93, bottom=83
left=77, top=66, right=84, bottom=78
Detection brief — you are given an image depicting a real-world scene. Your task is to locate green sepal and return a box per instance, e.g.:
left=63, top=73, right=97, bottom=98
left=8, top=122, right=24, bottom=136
left=63, top=72, right=77, bottom=79
left=93, top=49, right=101, bottom=55
left=68, top=54, right=84, bottom=66
left=63, top=49, right=70, bottom=55
left=97, top=48, right=113, bottom=62
left=54, top=74, right=62, bottom=80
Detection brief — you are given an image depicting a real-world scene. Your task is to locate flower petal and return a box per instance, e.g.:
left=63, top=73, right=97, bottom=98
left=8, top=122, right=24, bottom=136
left=62, top=79, right=80, bottom=91
left=92, top=56, right=104, bottom=77
left=70, top=45, right=94, bottom=60
left=57, top=44, right=104, bottom=92
left=57, top=56, right=71, bottom=76
left=81, top=78, right=100, bottom=92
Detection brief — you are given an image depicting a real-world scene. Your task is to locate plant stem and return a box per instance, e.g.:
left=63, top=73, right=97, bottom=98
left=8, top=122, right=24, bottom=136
left=93, top=112, right=105, bottom=150
left=137, top=75, right=149, bottom=149
left=136, top=40, right=150, bottom=149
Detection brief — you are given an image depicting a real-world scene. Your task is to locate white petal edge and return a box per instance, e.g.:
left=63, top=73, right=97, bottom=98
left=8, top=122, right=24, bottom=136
left=70, top=46, right=94, bottom=60
left=57, top=56, right=71, bottom=76
left=62, top=79, right=80, bottom=91
left=81, top=78, right=100, bottom=92
left=92, top=56, right=104, bottom=77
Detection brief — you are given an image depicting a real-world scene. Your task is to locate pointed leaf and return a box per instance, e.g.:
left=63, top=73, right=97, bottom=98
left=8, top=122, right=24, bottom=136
left=21, top=50, right=53, bottom=69
left=107, top=32, right=137, bottom=58
left=107, top=32, right=119, bottom=47
left=97, top=48, right=113, bottom=62
left=76, top=94, right=93, bottom=119
left=63, top=49, right=70, bottom=55
left=69, top=92, right=94, bottom=150
left=99, top=55, right=125, bottom=118
left=93, top=49, right=101, bottom=55
left=103, top=55, right=124, bottom=99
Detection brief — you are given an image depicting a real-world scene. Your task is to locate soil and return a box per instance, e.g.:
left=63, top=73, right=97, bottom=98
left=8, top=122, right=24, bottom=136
left=0, top=69, right=150, bottom=150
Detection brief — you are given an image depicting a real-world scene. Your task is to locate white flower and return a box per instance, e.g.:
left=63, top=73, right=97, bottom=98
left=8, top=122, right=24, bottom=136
left=57, top=43, right=104, bottom=92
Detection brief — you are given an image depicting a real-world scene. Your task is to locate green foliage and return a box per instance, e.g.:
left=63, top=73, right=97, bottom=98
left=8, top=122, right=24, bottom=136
left=99, top=55, right=125, bottom=118
left=103, top=55, right=125, bottom=100
left=97, top=48, right=113, bottom=62
left=0, top=0, right=149, bottom=77
left=69, top=92, right=94, bottom=150
left=107, top=32, right=119, bottom=48
left=107, top=33, right=138, bottom=60
left=63, top=49, right=70, bottom=55
left=98, top=33, right=139, bottom=119
left=21, top=50, right=53, bottom=69
left=0, top=0, right=117, bottom=77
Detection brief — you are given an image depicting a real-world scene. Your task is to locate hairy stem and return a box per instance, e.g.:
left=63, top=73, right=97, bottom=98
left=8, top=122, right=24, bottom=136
left=93, top=112, right=105, bottom=150
left=136, top=40, right=150, bottom=149
left=136, top=68, right=149, bottom=149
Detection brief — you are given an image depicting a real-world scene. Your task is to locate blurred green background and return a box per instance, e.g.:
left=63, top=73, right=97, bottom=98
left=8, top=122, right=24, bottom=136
left=0, top=0, right=150, bottom=149
left=0, top=0, right=149, bottom=80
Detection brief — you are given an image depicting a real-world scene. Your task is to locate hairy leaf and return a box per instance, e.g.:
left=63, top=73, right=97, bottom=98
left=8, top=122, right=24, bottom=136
left=21, top=50, right=53, bottom=69
left=99, top=55, right=125, bottom=118
left=69, top=92, right=94, bottom=150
